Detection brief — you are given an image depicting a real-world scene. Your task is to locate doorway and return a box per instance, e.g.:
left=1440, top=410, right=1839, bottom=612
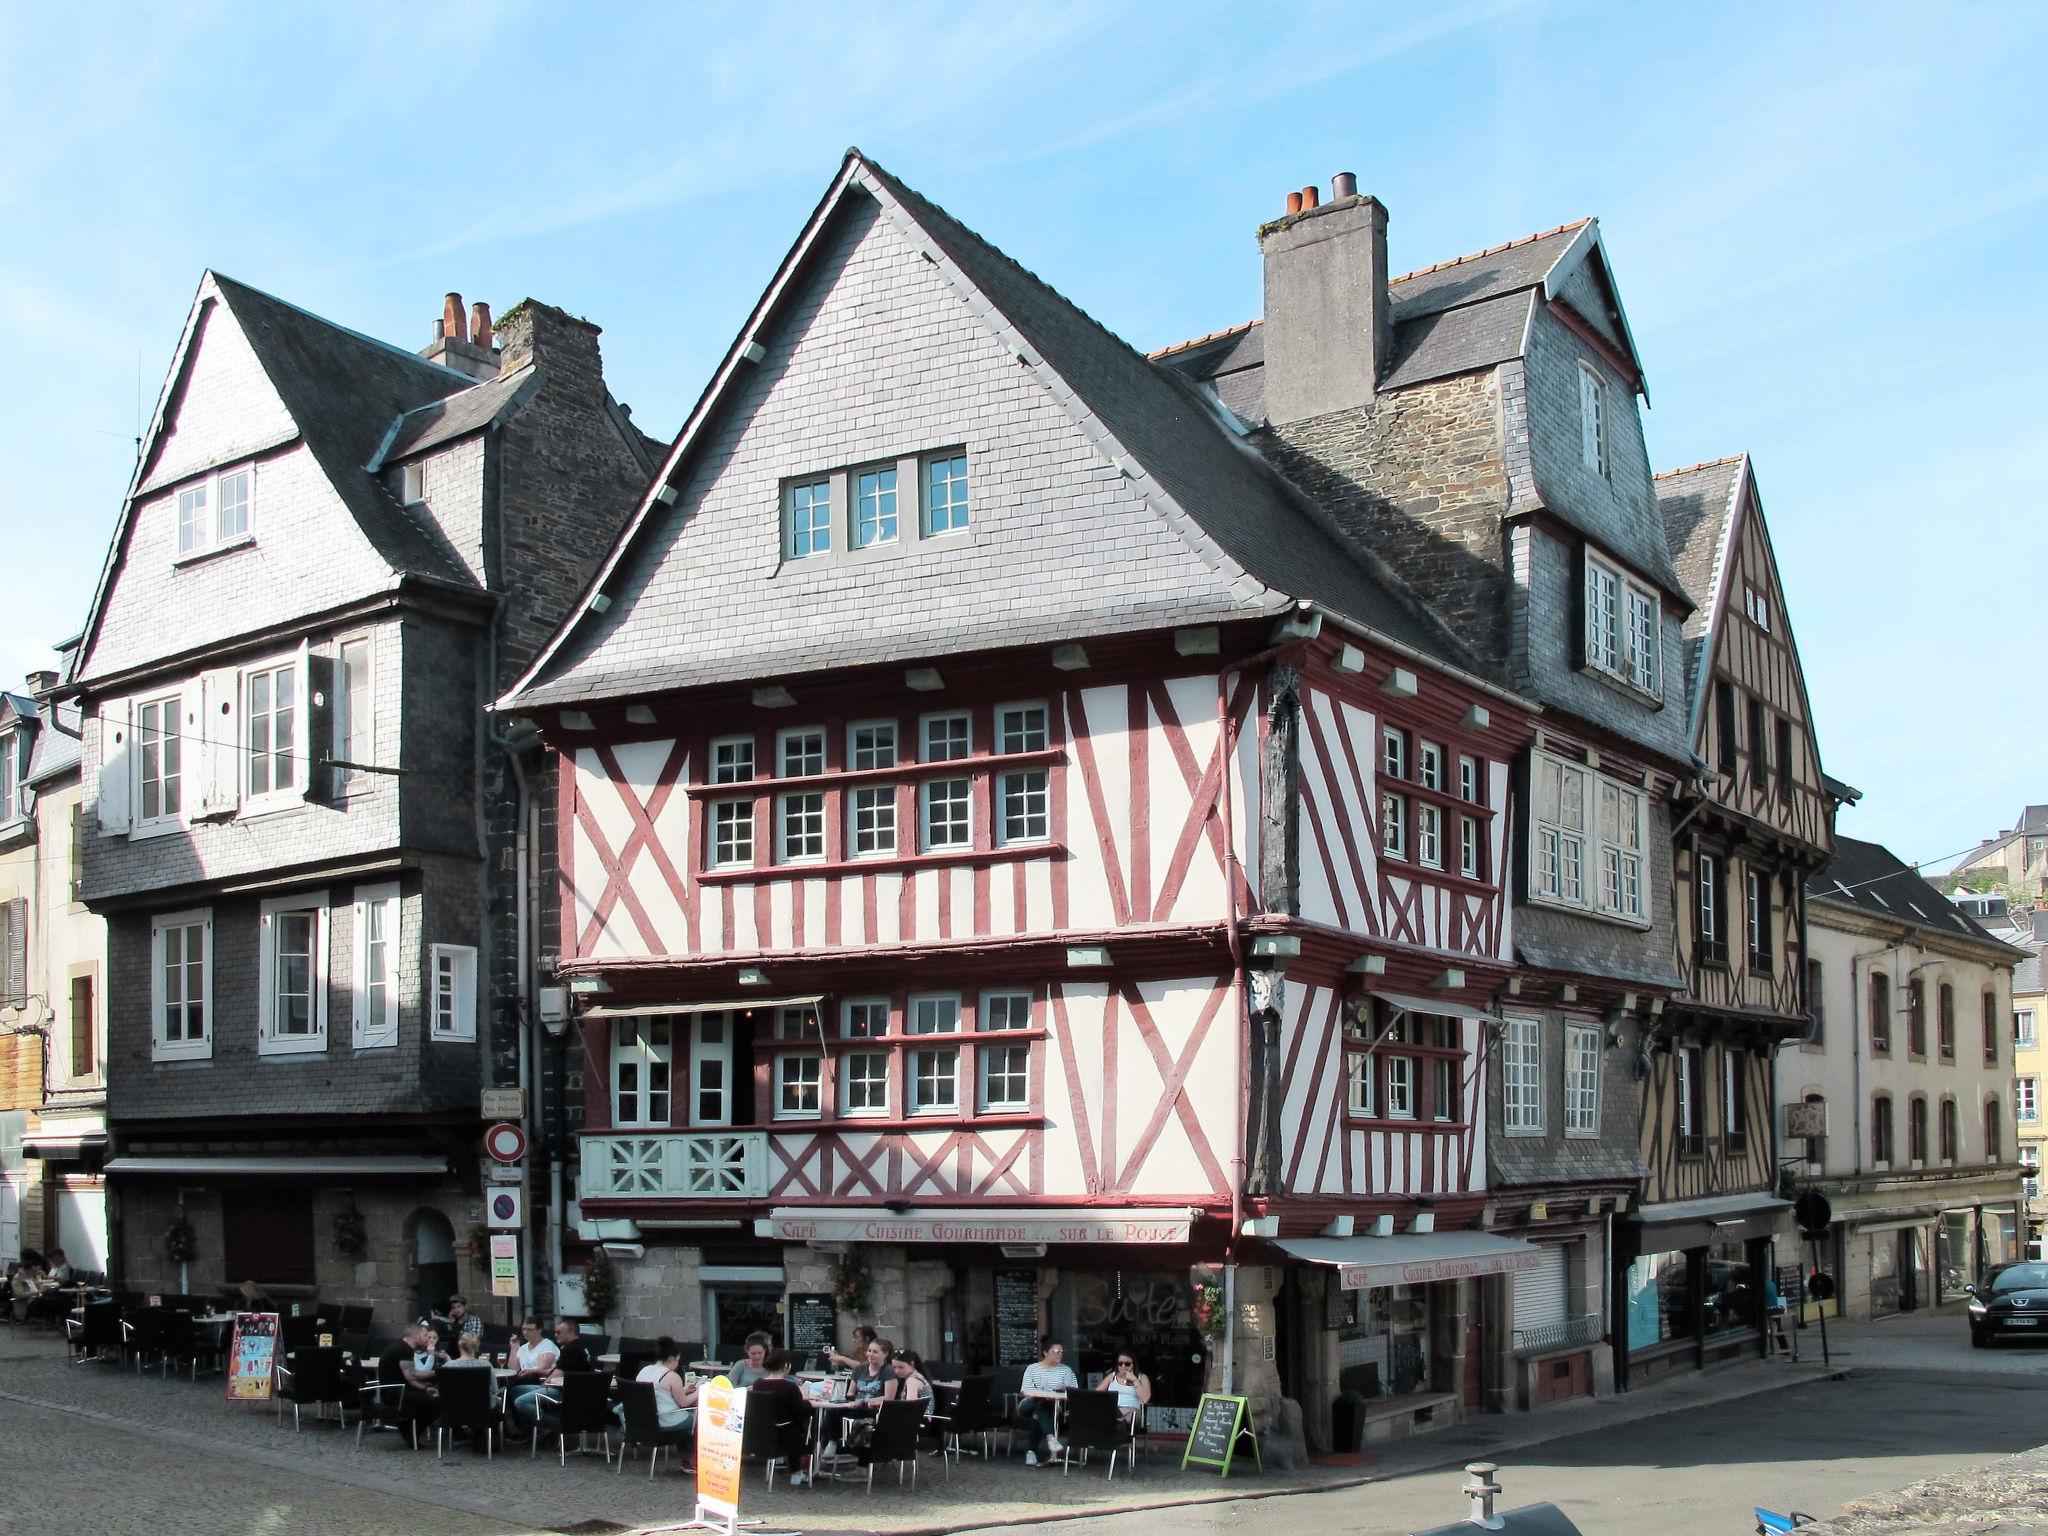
left=412, top=1208, right=458, bottom=1324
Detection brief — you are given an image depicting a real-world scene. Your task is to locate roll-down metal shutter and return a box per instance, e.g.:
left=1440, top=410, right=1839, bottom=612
left=1513, top=1242, right=1570, bottom=1334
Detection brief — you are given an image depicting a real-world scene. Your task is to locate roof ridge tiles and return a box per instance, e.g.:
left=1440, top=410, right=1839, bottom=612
left=209, top=271, right=475, bottom=383
left=1388, top=218, right=1593, bottom=286
left=1653, top=454, right=1748, bottom=480
left=1148, top=319, right=1262, bottom=360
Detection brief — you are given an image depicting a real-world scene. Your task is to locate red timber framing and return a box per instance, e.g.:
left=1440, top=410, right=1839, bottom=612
left=550, top=617, right=1542, bottom=1228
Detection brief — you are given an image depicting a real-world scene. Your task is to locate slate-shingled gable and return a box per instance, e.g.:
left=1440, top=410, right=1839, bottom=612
left=1654, top=454, right=1745, bottom=707
left=507, top=151, right=1493, bottom=710
left=1810, top=835, right=2017, bottom=948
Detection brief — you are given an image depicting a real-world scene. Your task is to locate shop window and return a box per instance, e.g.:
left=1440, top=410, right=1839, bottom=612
left=1625, top=1250, right=1687, bottom=1352
left=1337, top=1283, right=1433, bottom=1397
left=1703, top=1238, right=1757, bottom=1338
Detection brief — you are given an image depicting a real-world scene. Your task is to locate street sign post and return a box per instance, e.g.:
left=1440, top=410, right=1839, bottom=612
left=484, top=1122, right=527, bottom=1163
left=1793, top=1188, right=1834, bottom=1366
left=487, top=1188, right=523, bottom=1229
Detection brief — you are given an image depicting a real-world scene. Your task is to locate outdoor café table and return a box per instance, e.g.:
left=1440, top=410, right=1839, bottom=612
left=810, top=1396, right=875, bottom=1479
left=688, top=1360, right=726, bottom=1375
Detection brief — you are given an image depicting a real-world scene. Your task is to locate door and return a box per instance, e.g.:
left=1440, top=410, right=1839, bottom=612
left=1868, top=1230, right=1900, bottom=1316
left=690, top=1013, right=733, bottom=1126
left=412, top=1209, right=457, bottom=1325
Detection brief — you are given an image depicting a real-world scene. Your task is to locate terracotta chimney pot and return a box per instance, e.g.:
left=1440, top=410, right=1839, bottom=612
left=470, top=301, right=493, bottom=349
left=442, top=292, right=468, bottom=345
left=1301, top=184, right=1320, bottom=210
left=1285, top=190, right=1304, bottom=216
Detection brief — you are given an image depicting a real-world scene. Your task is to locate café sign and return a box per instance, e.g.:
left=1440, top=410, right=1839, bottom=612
left=1336, top=1246, right=1540, bottom=1292
left=757, top=1206, right=1197, bottom=1246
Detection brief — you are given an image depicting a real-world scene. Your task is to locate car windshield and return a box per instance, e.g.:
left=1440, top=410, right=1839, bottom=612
left=1988, top=1263, right=2048, bottom=1293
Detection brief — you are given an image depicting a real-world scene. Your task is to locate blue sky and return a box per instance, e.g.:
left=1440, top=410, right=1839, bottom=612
left=3, top=1, right=2041, bottom=868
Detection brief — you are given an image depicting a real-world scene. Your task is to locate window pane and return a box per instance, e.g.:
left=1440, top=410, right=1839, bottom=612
left=912, top=1047, right=959, bottom=1111
left=788, top=479, right=832, bottom=557
left=980, top=991, right=1031, bottom=1031
left=849, top=722, right=898, bottom=771
left=850, top=785, right=897, bottom=857
left=712, top=800, right=754, bottom=866
left=910, top=996, right=960, bottom=1034
left=920, top=713, right=971, bottom=762
left=855, top=467, right=898, bottom=548
left=997, top=704, right=1048, bottom=755
left=980, top=1043, right=1029, bottom=1110
left=924, top=455, right=969, bottom=535
left=712, top=738, right=755, bottom=784
left=842, top=999, right=889, bottom=1038
left=844, top=1051, right=889, bottom=1113
left=777, top=791, right=825, bottom=861
left=998, top=768, right=1048, bottom=844
left=216, top=469, right=250, bottom=540
left=779, top=730, right=824, bottom=777
left=921, top=778, right=972, bottom=850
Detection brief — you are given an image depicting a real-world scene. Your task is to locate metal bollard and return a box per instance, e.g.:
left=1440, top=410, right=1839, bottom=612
left=1464, top=1462, right=1505, bottom=1530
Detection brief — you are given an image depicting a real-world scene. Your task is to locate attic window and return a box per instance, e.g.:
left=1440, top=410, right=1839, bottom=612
left=1744, top=583, right=1772, bottom=632
left=174, top=464, right=256, bottom=560
left=401, top=462, right=425, bottom=506
left=1583, top=549, right=1660, bottom=698
left=1577, top=364, right=1608, bottom=477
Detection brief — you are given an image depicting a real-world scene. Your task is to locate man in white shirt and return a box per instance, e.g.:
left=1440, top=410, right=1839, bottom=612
left=505, top=1315, right=560, bottom=1434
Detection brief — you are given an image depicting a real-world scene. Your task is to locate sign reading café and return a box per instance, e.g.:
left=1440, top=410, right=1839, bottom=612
left=757, top=1206, right=1198, bottom=1246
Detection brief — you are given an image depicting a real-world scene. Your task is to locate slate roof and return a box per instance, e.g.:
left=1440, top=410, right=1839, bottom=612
left=1387, top=220, right=1591, bottom=323
left=208, top=275, right=478, bottom=587
left=1808, top=835, right=2020, bottom=951
left=2014, top=947, right=2042, bottom=995
left=26, top=700, right=81, bottom=784
left=1653, top=455, right=1746, bottom=709
left=508, top=152, right=1494, bottom=709
left=372, top=363, right=538, bottom=468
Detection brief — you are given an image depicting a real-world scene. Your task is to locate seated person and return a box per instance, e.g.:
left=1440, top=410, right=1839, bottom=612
left=728, top=1331, right=773, bottom=1388
left=411, top=1328, right=445, bottom=1381
left=749, top=1351, right=815, bottom=1485
left=441, top=1293, right=484, bottom=1346
left=505, top=1316, right=561, bottom=1432
left=375, top=1323, right=442, bottom=1433
left=1016, top=1337, right=1077, bottom=1465
left=887, top=1349, right=935, bottom=1414
left=441, top=1334, right=491, bottom=1369
left=1097, top=1352, right=1152, bottom=1421
left=629, top=1337, right=699, bottom=1436
left=849, top=1337, right=893, bottom=1402
left=551, top=1318, right=597, bottom=1375
left=45, top=1248, right=76, bottom=1286
left=826, top=1324, right=879, bottom=1372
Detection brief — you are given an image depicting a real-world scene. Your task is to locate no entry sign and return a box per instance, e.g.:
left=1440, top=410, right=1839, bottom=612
left=484, top=1122, right=527, bottom=1163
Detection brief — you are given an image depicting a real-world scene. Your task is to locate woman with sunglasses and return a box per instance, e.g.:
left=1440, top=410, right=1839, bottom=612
left=1096, top=1352, right=1151, bottom=1421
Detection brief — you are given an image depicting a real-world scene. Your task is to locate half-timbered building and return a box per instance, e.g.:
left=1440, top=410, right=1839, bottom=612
left=1626, top=455, right=1832, bottom=1383
left=1161, top=187, right=1692, bottom=1416
left=503, top=153, right=1548, bottom=1452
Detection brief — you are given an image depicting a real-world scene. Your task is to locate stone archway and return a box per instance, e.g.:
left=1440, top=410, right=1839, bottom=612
left=407, top=1207, right=458, bottom=1325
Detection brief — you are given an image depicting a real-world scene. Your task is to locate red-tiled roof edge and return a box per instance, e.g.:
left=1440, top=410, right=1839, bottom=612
left=1388, top=217, right=1593, bottom=285
left=1147, top=318, right=1262, bottom=360
left=1652, top=454, right=1748, bottom=481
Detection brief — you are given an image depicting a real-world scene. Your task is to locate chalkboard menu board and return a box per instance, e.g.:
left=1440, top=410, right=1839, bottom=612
left=787, top=1293, right=837, bottom=1361
left=993, top=1269, right=1039, bottom=1365
left=1180, top=1392, right=1259, bottom=1476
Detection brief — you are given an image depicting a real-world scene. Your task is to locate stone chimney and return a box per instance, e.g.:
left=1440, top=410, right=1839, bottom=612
left=421, top=290, right=501, bottom=381
left=1258, top=172, right=1391, bottom=427
left=24, top=670, right=56, bottom=698
left=494, top=299, right=604, bottom=379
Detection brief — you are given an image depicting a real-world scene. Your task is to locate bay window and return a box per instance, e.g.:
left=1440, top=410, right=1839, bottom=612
left=1532, top=750, right=1647, bottom=923
left=1583, top=548, right=1661, bottom=698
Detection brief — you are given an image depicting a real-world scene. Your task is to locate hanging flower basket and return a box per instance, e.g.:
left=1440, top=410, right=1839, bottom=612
left=583, top=1251, right=618, bottom=1320
left=164, top=1218, right=197, bottom=1264
left=1191, top=1281, right=1226, bottom=1343
left=832, top=1250, right=873, bottom=1315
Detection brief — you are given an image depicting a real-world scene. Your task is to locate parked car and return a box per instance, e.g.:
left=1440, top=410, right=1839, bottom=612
left=1967, top=1261, right=2048, bottom=1347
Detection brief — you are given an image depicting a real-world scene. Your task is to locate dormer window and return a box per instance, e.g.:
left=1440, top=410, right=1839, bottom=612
left=0, top=726, right=20, bottom=826
left=923, top=454, right=970, bottom=535
left=1577, top=364, right=1608, bottom=476
left=401, top=462, right=426, bottom=506
left=175, top=464, right=256, bottom=559
left=1583, top=549, right=1660, bottom=698
left=782, top=450, right=970, bottom=563
left=854, top=466, right=899, bottom=548
left=785, top=478, right=833, bottom=559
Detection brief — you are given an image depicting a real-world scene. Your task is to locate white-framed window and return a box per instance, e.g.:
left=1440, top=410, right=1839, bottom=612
left=135, top=691, right=183, bottom=826
left=1725, top=1048, right=1750, bottom=1144
left=1417, top=802, right=1443, bottom=869
left=776, top=1052, right=824, bottom=1119
left=613, top=1017, right=673, bottom=1127
left=244, top=658, right=300, bottom=800
left=1346, top=1050, right=1375, bottom=1116
left=335, top=635, right=373, bottom=791
left=711, top=737, right=756, bottom=784
left=349, top=882, right=400, bottom=1050
left=2020, top=1076, right=2040, bottom=1124
left=920, top=777, right=972, bottom=851
left=1564, top=1023, right=1601, bottom=1136
left=1381, top=790, right=1407, bottom=860
left=1381, top=727, right=1409, bottom=780
left=711, top=800, right=755, bottom=868
left=785, top=477, right=832, bottom=558
left=1386, top=1054, right=1416, bottom=1120
left=1418, top=741, right=1443, bottom=792
left=1680, top=1047, right=1706, bottom=1148
left=0, top=727, right=17, bottom=826
left=1744, top=583, right=1772, bottom=632
left=1577, top=363, right=1607, bottom=475
left=258, top=892, right=328, bottom=1055
left=1503, top=1015, right=1543, bottom=1133
left=173, top=463, right=256, bottom=558
left=842, top=997, right=890, bottom=1037
left=979, top=1042, right=1030, bottom=1111
left=849, top=784, right=897, bottom=858
left=1458, top=754, right=1482, bottom=804
left=1458, top=815, right=1482, bottom=879
left=848, top=721, right=898, bottom=771
left=923, top=452, right=969, bottom=536
left=842, top=1050, right=889, bottom=1116
left=996, top=703, right=1049, bottom=755
left=2022, top=1145, right=2041, bottom=1199
left=1433, top=1055, right=1455, bottom=1122
left=150, top=908, right=211, bottom=1061
left=854, top=464, right=899, bottom=548
left=998, top=769, right=1049, bottom=845
left=2016, top=1009, right=2037, bottom=1050
left=1534, top=751, right=1647, bottom=923
left=979, top=990, right=1032, bottom=1031
left=777, top=792, right=825, bottom=863
left=778, top=728, right=825, bottom=778
left=1746, top=866, right=1770, bottom=968
left=429, top=944, right=477, bottom=1041
left=920, top=712, right=971, bottom=762
left=401, top=461, right=425, bottom=506
left=908, top=995, right=962, bottom=1116
left=1583, top=550, right=1661, bottom=697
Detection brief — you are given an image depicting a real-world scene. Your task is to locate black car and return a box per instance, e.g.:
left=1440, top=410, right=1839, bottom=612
left=1968, top=1261, right=2048, bottom=1346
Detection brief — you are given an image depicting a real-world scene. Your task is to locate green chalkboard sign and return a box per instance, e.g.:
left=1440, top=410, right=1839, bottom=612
left=1180, top=1392, right=1260, bottom=1477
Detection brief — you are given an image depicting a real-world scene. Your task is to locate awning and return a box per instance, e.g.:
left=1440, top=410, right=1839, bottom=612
left=1373, top=991, right=1499, bottom=1024
left=1629, top=1193, right=1790, bottom=1248
left=584, top=995, right=824, bottom=1019
left=104, top=1155, right=449, bottom=1178
left=1276, top=1231, right=1540, bottom=1291
left=22, top=1131, right=108, bottom=1158
left=757, top=1207, right=1199, bottom=1246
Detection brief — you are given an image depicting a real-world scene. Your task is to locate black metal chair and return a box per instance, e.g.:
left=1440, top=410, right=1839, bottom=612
left=920, top=1383, right=959, bottom=1478
left=862, top=1400, right=927, bottom=1493
left=944, top=1375, right=1000, bottom=1462
left=616, top=1380, right=691, bottom=1478
left=534, top=1371, right=615, bottom=1465
left=155, top=1311, right=200, bottom=1380
left=615, top=1349, right=655, bottom=1385
left=279, top=1312, right=322, bottom=1352
left=68, top=1300, right=122, bottom=1365
left=990, top=1363, right=1026, bottom=1427
left=339, top=1304, right=374, bottom=1336
left=276, top=1346, right=350, bottom=1430
left=1056, top=1390, right=1135, bottom=1479
left=740, top=1386, right=804, bottom=1488
left=435, top=1367, right=500, bottom=1459
left=675, top=1340, right=708, bottom=1363
left=354, top=1360, right=420, bottom=1451
left=122, top=1307, right=170, bottom=1373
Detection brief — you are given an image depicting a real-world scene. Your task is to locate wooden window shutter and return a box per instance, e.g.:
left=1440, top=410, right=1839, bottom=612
left=302, top=647, right=336, bottom=804
left=1, top=897, right=25, bottom=1007
left=95, top=701, right=131, bottom=834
